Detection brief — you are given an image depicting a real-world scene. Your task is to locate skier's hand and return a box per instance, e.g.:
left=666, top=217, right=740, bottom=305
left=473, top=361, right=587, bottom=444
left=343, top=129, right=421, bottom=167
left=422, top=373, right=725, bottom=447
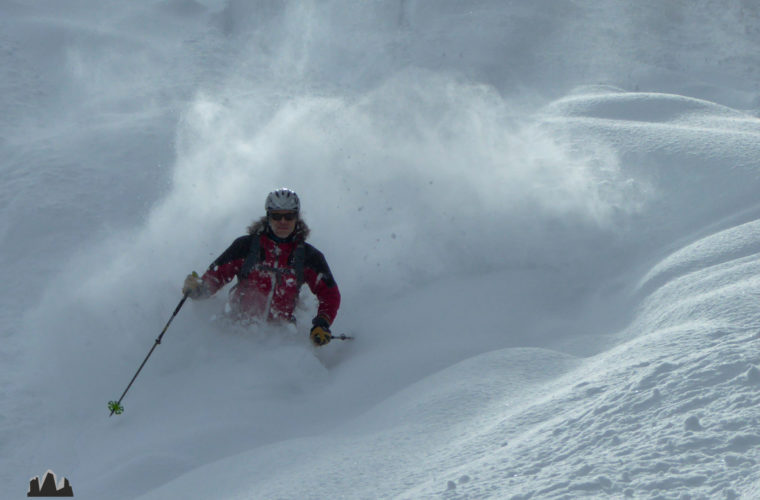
left=182, top=271, right=206, bottom=299
left=310, top=316, right=332, bottom=346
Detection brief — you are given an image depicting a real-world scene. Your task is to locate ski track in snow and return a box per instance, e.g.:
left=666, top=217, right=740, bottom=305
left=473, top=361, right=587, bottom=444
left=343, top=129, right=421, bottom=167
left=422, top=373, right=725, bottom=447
left=3, top=2, right=760, bottom=499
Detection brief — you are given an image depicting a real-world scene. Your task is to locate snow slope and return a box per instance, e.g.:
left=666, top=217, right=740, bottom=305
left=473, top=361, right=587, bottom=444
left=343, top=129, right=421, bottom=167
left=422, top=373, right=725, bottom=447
left=2, top=1, right=760, bottom=499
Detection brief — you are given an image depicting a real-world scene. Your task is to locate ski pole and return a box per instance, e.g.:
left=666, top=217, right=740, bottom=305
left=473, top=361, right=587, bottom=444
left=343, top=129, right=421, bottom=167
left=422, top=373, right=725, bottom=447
left=108, top=292, right=190, bottom=416
left=329, top=334, right=354, bottom=341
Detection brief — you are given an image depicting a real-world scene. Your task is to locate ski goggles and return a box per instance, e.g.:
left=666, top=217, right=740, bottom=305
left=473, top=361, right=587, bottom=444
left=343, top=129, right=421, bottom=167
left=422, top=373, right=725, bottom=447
left=268, top=211, right=298, bottom=221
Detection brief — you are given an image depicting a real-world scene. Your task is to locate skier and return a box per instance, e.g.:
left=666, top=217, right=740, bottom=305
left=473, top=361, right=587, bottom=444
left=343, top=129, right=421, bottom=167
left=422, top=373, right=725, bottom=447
left=182, top=188, right=340, bottom=346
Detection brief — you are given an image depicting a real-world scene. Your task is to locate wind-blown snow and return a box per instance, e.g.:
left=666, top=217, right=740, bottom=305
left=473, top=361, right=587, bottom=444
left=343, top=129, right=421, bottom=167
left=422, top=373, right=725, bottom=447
left=2, top=1, right=760, bottom=499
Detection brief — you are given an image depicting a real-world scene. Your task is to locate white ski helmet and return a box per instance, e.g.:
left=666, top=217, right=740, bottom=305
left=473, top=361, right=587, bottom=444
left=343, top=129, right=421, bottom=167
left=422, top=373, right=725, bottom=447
left=265, top=188, right=300, bottom=212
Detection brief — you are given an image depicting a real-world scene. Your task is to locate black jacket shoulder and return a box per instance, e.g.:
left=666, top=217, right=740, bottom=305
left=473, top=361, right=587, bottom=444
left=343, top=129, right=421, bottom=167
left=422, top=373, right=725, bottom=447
left=303, top=242, right=337, bottom=287
left=210, top=235, right=253, bottom=269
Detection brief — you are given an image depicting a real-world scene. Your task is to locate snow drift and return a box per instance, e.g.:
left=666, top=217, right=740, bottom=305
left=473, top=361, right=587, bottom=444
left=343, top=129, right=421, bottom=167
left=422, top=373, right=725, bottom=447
left=2, top=1, right=760, bottom=499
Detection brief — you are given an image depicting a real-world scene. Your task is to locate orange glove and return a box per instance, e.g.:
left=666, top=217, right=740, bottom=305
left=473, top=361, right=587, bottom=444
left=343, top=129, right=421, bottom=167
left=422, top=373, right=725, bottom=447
left=310, top=316, right=332, bottom=346
left=182, top=271, right=207, bottom=299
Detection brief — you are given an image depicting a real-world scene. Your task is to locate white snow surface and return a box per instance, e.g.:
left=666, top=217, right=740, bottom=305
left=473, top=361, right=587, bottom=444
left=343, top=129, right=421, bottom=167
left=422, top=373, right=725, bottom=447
left=2, top=1, right=760, bottom=499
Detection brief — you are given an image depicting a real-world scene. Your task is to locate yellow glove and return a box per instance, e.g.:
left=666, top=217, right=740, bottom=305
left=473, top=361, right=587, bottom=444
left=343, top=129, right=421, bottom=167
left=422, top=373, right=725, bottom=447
left=310, top=316, right=332, bottom=346
left=182, top=271, right=206, bottom=299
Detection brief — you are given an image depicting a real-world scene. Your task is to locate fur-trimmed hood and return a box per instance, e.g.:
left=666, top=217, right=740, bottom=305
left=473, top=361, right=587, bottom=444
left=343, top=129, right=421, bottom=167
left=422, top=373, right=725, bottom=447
left=247, top=215, right=310, bottom=241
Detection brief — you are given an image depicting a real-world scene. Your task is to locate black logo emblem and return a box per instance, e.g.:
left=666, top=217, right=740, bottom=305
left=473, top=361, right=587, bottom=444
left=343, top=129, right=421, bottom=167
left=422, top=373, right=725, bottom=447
left=27, top=470, right=74, bottom=497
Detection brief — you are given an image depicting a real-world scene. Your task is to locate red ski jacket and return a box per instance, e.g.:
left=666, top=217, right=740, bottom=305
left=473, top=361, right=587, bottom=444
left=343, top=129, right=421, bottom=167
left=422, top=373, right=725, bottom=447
left=200, top=225, right=340, bottom=325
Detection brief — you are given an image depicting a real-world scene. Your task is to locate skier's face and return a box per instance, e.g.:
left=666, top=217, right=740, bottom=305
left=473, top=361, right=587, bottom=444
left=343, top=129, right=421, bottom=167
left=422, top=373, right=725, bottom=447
left=268, top=210, right=298, bottom=239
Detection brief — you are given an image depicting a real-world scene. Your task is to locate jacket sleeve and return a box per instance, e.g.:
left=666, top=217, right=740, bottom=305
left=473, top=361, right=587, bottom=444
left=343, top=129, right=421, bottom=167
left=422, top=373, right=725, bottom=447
left=303, top=245, right=341, bottom=324
left=201, top=235, right=250, bottom=295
